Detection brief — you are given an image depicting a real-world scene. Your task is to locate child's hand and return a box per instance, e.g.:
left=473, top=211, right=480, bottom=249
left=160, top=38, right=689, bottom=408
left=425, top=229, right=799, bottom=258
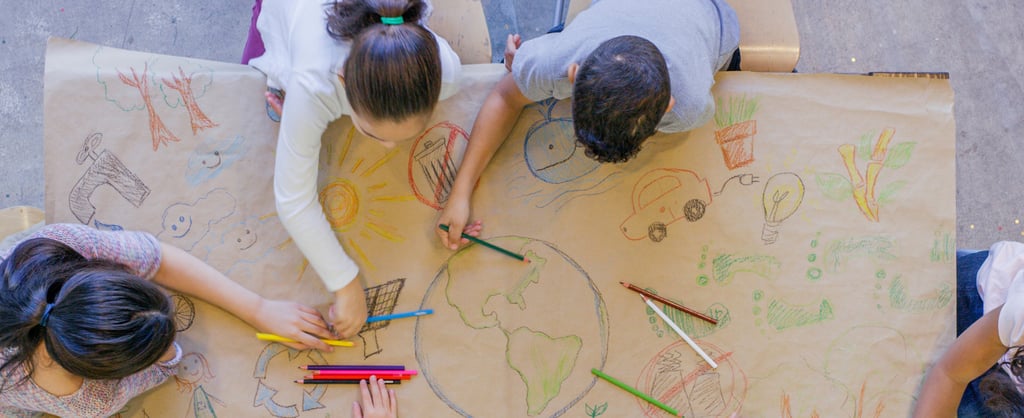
left=352, top=376, right=397, bottom=418
left=253, top=299, right=334, bottom=351
left=504, top=34, right=523, bottom=72
left=329, top=280, right=368, bottom=339
left=265, top=89, right=284, bottom=121
left=436, top=195, right=483, bottom=250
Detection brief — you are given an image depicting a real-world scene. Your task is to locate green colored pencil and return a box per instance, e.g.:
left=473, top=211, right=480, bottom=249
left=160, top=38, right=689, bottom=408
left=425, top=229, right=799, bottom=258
left=591, top=368, right=682, bottom=417
left=438, top=224, right=528, bottom=263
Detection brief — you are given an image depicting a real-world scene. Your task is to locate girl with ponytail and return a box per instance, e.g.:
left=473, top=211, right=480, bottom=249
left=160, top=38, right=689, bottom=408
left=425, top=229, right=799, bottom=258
left=0, top=224, right=333, bottom=417
left=243, top=0, right=470, bottom=339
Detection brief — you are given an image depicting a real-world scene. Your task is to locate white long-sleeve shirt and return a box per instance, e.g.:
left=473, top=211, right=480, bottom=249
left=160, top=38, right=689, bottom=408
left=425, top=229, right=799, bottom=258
left=250, top=0, right=461, bottom=291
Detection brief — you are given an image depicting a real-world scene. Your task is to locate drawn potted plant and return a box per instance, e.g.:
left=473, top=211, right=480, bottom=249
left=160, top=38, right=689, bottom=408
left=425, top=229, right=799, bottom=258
left=713, top=94, right=761, bottom=170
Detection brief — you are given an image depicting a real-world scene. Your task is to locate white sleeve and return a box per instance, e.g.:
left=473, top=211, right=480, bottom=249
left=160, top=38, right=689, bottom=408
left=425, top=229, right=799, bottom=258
left=432, top=30, right=462, bottom=101
left=274, top=74, right=360, bottom=292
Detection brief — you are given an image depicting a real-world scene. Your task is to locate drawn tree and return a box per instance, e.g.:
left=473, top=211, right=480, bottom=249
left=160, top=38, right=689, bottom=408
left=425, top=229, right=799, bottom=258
left=161, top=66, right=218, bottom=134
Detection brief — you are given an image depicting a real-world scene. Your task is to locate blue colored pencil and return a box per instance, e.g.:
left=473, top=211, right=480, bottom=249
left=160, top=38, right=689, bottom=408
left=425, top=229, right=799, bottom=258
left=366, top=309, right=434, bottom=323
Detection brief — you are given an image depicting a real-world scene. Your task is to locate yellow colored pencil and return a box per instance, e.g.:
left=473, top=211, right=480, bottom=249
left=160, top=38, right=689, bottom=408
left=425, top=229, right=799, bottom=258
left=256, top=332, right=354, bottom=347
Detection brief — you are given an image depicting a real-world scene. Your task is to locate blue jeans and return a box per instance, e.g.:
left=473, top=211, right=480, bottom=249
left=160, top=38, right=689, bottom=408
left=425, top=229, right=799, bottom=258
left=956, top=250, right=992, bottom=417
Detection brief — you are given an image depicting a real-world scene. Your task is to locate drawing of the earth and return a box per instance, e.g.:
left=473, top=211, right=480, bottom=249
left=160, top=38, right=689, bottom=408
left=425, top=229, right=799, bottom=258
left=415, top=237, right=608, bottom=417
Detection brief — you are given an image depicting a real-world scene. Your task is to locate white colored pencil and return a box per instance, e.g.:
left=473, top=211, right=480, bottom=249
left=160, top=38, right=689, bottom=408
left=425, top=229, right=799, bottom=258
left=642, top=295, right=718, bottom=369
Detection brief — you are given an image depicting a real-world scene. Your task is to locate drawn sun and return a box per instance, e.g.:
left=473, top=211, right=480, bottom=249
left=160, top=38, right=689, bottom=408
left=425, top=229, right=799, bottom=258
left=318, top=127, right=410, bottom=270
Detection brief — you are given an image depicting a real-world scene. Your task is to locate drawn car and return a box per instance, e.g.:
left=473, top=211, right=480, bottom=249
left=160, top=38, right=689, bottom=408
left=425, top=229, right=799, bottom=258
left=620, top=168, right=712, bottom=242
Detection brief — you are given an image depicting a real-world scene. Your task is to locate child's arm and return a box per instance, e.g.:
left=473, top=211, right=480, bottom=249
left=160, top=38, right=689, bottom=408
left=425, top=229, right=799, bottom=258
left=152, top=242, right=335, bottom=351
left=914, top=305, right=1008, bottom=417
left=436, top=73, right=533, bottom=249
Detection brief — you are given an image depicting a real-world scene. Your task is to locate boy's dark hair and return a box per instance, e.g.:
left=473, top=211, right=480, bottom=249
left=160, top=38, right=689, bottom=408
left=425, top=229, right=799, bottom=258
left=0, top=238, right=176, bottom=390
left=326, top=0, right=441, bottom=122
left=979, top=356, right=1024, bottom=417
left=572, top=35, right=671, bottom=163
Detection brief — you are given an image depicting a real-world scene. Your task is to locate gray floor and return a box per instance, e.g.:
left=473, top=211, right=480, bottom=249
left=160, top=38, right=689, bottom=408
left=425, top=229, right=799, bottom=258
left=0, top=0, right=1018, bottom=249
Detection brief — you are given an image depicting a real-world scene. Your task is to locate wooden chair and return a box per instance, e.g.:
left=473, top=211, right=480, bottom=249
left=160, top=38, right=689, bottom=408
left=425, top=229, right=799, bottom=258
left=0, top=205, right=44, bottom=244
left=428, top=0, right=493, bottom=64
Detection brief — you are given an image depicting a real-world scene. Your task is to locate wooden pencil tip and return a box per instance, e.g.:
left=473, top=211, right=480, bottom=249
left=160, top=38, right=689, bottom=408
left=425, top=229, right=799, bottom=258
left=620, top=281, right=628, bottom=287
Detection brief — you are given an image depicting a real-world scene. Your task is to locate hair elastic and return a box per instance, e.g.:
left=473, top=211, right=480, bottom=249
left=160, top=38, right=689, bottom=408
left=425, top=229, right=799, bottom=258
left=380, top=16, right=404, bottom=25
left=39, top=303, right=55, bottom=328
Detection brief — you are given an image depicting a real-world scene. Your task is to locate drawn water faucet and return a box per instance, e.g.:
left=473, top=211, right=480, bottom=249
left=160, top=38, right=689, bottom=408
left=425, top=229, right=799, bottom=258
left=68, top=133, right=150, bottom=225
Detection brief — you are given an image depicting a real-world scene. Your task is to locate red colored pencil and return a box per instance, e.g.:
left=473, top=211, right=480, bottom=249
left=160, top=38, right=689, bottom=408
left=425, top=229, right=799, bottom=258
left=311, top=369, right=417, bottom=377
left=306, top=373, right=413, bottom=380
left=620, top=281, right=718, bottom=325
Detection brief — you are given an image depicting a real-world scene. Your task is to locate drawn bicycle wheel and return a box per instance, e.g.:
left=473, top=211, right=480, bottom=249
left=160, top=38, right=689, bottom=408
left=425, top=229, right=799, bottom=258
left=172, top=294, right=196, bottom=332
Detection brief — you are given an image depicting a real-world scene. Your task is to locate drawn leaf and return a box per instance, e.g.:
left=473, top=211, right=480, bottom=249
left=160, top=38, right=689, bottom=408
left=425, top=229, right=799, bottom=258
left=815, top=173, right=852, bottom=201
left=883, top=142, right=916, bottom=169
left=586, top=404, right=594, bottom=415
left=877, top=180, right=907, bottom=204
left=595, top=402, right=608, bottom=415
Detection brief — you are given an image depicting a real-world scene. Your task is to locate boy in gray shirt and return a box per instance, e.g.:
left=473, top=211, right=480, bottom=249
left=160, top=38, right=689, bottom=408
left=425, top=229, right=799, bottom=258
left=437, top=0, right=740, bottom=248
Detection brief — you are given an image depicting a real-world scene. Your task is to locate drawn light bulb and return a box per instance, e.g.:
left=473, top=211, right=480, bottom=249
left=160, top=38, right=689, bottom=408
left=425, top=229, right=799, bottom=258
left=761, top=172, right=805, bottom=245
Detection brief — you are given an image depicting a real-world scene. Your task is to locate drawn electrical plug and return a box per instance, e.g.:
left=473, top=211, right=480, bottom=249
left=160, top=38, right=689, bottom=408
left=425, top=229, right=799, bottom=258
left=713, top=173, right=760, bottom=196
left=68, top=133, right=150, bottom=225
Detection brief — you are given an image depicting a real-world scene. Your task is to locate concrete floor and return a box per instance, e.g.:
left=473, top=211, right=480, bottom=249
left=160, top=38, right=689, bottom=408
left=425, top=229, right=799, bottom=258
left=0, top=0, right=1019, bottom=249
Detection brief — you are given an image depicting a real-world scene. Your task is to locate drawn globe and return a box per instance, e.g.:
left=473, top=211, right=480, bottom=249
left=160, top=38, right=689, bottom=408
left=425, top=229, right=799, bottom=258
left=415, top=237, right=608, bottom=417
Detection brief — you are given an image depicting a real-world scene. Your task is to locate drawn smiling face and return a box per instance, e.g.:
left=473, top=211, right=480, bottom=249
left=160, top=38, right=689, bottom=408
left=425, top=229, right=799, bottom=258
left=185, top=136, right=249, bottom=186
left=163, top=210, right=193, bottom=239
left=226, top=224, right=258, bottom=251
left=198, top=150, right=222, bottom=169
left=524, top=118, right=599, bottom=184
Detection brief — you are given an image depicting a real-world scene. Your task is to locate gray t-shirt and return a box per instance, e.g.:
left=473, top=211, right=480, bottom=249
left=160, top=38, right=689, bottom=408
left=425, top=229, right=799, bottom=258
left=512, top=0, right=740, bottom=133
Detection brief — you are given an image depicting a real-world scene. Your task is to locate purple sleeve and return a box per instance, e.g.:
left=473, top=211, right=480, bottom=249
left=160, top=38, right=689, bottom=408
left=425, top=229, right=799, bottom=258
left=24, top=224, right=163, bottom=279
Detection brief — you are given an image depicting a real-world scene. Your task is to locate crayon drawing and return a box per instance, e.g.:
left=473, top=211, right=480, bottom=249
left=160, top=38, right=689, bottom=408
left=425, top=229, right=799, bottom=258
left=816, top=129, right=916, bottom=222
left=645, top=298, right=730, bottom=340
left=321, top=136, right=409, bottom=270
left=504, top=99, right=624, bottom=212
left=407, top=121, right=468, bottom=210
left=637, top=340, right=746, bottom=418
left=252, top=343, right=329, bottom=417
left=160, top=66, right=218, bottom=135
left=873, top=269, right=952, bottom=313
left=358, top=278, right=406, bottom=358
left=752, top=289, right=834, bottom=332
left=157, top=188, right=236, bottom=251
left=415, top=236, right=608, bottom=417
left=171, top=294, right=196, bottom=332
left=620, top=168, right=712, bottom=242
left=174, top=352, right=222, bottom=418
left=821, top=326, right=916, bottom=417
left=185, top=135, right=249, bottom=186
left=821, top=235, right=897, bottom=274
left=712, top=173, right=760, bottom=197
left=69, top=133, right=150, bottom=225
left=760, top=172, right=805, bottom=245
left=584, top=402, right=608, bottom=417
left=713, top=94, right=760, bottom=170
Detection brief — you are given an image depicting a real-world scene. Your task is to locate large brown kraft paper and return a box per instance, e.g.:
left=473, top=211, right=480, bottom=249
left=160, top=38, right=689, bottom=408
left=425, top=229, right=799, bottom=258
left=42, top=37, right=956, bottom=417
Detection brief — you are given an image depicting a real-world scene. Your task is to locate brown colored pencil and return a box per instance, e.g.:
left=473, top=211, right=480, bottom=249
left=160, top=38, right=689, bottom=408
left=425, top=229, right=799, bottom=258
left=620, top=281, right=718, bottom=325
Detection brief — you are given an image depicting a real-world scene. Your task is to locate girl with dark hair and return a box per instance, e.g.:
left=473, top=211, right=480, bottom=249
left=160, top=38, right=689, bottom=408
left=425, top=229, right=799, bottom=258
left=0, top=224, right=333, bottom=417
left=243, top=0, right=468, bottom=339
left=915, top=244, right=1024, bottom=417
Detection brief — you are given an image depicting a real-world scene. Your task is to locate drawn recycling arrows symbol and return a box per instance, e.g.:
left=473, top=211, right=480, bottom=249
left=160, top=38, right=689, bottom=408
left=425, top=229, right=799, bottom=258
left=252, top=343, right=328, bottom=417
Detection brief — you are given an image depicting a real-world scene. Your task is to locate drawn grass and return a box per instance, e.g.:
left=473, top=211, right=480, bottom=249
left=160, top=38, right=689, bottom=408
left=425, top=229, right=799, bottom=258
left=714, top=94, right=761, bottom=128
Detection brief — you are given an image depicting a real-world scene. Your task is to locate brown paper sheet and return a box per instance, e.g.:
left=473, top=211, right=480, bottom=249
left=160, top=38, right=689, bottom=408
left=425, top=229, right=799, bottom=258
left=43, top=37, right=955, bottom=417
